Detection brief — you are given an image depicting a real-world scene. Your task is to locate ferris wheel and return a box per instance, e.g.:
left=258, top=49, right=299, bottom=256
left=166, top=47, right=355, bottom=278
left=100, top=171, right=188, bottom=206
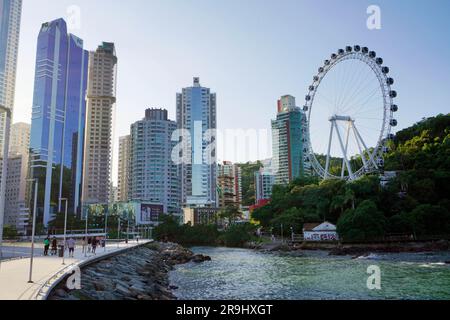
left=303, top=46, right=398, bottom=181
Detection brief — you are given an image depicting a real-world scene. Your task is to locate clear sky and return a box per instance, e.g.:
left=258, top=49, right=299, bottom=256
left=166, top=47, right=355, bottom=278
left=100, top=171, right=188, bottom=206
left=13, top=0, right=450, bottom=183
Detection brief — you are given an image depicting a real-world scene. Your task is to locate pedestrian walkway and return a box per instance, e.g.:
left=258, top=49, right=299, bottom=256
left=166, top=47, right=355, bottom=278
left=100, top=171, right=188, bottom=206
left=0, top=240, right=151, bottom=300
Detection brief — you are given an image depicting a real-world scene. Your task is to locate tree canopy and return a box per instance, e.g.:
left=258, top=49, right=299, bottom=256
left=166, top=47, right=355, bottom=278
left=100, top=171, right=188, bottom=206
left=252, top=114, right=450, bottom=241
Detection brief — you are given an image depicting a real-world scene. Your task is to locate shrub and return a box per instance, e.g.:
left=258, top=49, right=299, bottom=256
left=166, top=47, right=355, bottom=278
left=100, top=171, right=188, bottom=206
left=218, top=223, right=257, bottom=247
left=337, top=200, right=386, bottom=242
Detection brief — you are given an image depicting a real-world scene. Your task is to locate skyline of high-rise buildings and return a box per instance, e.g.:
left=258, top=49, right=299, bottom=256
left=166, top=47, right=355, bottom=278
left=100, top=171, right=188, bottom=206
left=81, top=42, right=117, bottom=208
left=29, top=18, right=89, bottom=226
left=177, top=77, right=217, bottom=208
left=1, top=11, right=309, bottom=230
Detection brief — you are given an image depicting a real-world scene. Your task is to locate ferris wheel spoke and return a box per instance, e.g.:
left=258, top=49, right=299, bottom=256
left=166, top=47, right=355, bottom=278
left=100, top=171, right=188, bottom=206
left=338, top=71, right=374, bottom=111
left=353, top=82, right=384, bottom=109
left=342, top=89, right=384, bottom=117
left=352, top=111, right=385, bottom=124
left=357, top=123, right=383, bottom=133
left=336, top=62, right=354, bottom=113
left=338, top=60, right=368, bottom=113
left=352, top=105, right=384, bottom=118
left=341, top=76, right=380, bottom=115
left=316, top=90, right=338, bottom=109
left=336, top=63, right=356, bottom=114
left=340, top=68, right=379, bottom=112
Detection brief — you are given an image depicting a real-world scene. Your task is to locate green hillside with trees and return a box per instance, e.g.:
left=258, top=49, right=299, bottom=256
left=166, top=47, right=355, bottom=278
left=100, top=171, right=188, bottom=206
left=252, top=114, right=450, bottom=242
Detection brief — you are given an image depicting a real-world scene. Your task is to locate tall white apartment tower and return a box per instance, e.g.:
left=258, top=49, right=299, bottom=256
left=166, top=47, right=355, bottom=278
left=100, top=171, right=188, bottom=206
left=9, top=122, right=29, bottom=154
left=0, top=122, right=30, bottom=234
left=176, top=77, right=217, bottom=208
left=0, top=0, right=22, bottom=151
left=130, top=109, right=180, bottom=215
left=82, top=42, right=117, bottom=206
left=117, top=135, right=131, bottom=202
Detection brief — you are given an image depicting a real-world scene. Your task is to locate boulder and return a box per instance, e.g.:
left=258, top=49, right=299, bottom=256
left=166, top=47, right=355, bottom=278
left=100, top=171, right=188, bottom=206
left=191, top=254, right=212, bottom=263
left=94, top=282, right=106, bottom=292
left=115, top=284, right=131, bottom=296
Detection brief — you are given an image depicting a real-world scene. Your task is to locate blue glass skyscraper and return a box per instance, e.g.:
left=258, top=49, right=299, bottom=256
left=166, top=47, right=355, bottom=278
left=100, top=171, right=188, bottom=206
left=29, top=18, right=88, bottom=226
left=177, top=78, right=217, bottom=207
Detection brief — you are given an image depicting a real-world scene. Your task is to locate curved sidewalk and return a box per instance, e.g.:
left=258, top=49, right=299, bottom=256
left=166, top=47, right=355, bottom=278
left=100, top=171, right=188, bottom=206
left=0, top=240, right=151, bottom=300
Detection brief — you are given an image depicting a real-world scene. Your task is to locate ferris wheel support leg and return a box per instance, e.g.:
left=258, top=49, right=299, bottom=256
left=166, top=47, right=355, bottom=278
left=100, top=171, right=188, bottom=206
left=352, top=124, right=369, bottom=172
left=325, top=121, right=335, bottom=179
left=353, top=124, right=379, bottom=170
left=335, top=121, right=355, bottom=180
left=341, top=121, right=352, bottom=179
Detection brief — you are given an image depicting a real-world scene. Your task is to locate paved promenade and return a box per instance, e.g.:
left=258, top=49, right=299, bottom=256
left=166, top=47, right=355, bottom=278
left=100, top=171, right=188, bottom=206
left=0, top=240, right=151, bottom=300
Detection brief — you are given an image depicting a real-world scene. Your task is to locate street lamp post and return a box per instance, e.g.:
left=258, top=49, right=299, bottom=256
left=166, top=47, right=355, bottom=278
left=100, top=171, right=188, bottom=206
left=84, top=208, right=89, bottom=257
left=60, top=198, right=68, bottom=265
left=0, top=105, right=11, bottom=264
left=104, top=208, right=108, bottom=252
left=117, top=217, right=120, bottom=248
left=27, top=179, right=38, bottom=283
left=127, top=219, right=129, bottom=245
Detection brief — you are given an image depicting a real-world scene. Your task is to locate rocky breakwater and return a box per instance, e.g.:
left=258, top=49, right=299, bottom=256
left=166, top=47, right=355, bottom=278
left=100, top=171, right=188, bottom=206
left=48, top=242, right=211, bottom=300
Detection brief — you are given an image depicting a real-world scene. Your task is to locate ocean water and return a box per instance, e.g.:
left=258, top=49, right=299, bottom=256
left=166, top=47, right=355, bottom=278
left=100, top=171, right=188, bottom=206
left=169, top=247, right=450, bottom=300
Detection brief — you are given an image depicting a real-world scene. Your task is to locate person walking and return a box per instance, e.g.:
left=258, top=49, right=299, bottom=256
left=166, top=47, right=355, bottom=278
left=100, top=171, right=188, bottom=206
left=91, top=237, right=98, bottom=255
left=66, top=237, right=76, bottom=258
left=51, top=237, right=58, bottom=256
left=81, top=237, right=87, bottom=254
left=43, top=237, right=50, bottom=256
left=87, top=237, right=92, bottom=253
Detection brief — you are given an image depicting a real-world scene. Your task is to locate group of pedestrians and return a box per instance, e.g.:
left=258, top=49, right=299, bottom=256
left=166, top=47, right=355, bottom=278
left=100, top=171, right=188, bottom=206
left=43, top=237, right=58, bottom=256
left=42, top=236, right=105, bottom=257
left=81, top=237, right=104, bottom=255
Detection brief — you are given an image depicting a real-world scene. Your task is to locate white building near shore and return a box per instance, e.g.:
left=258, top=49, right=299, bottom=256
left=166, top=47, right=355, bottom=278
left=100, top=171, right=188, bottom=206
left=303, top=222, right=339, bottom=242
